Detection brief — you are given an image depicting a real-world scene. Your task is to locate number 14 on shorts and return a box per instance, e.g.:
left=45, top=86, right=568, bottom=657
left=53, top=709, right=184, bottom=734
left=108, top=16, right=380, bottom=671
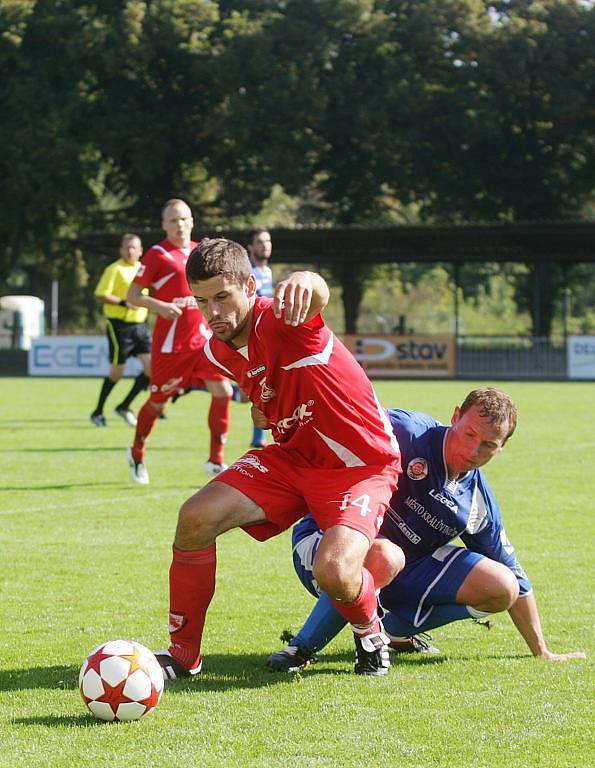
left=339, top=493, right=372, bottom=517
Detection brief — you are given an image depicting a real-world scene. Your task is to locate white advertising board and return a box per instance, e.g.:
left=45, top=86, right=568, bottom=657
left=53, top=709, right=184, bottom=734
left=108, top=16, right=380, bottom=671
left=28, top=336, right=142, bottom=377
left=567, top=335, right=595, bottom=380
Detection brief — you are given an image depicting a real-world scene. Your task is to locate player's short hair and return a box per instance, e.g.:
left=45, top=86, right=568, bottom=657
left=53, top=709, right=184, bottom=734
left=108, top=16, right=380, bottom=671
left=186, top=238, right=252, bottom=285
left=459, top=387, right=518, bottom=440
left=161, top=198, right=190, bottom=218
left=246, top=227, right=270, bottom=246
left=120, top=233, right=141, bottom=246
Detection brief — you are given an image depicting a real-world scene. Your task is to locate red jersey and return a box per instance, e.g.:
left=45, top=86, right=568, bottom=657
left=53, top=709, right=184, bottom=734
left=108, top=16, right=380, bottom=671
left=134, top=239, right=210, bottom=354
left=202, top=297, right=401, bottom=469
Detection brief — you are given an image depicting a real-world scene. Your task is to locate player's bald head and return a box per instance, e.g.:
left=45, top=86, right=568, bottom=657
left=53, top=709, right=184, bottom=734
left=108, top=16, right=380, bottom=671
left=161, top=198, right=191, bottom=219
left=186, top=238, right=252, bottom=286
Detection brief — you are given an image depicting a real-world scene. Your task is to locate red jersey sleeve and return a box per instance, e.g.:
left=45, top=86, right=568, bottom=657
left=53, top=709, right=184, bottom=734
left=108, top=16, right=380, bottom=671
left=133, top=248, right=163, bottom=289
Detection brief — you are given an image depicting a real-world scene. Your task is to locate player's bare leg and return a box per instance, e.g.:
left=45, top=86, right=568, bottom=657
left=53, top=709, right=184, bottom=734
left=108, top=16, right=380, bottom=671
left=158, top=482, right=267, bottom=677
left=313, top=525, right=391, bottom=676
left=456, top=557, right=519, bottom=614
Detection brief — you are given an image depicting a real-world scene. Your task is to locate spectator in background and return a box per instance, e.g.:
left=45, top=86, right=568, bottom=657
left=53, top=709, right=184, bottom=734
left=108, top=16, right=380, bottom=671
left=246, top=227, right=273, bottom=448
left=90, top=233, right=151, bottom=427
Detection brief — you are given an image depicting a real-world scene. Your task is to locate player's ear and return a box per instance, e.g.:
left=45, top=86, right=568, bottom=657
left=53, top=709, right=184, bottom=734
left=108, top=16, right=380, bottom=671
left=245, top=273, right=257, bottom=298
left=451, top=406, right=461, bottom=426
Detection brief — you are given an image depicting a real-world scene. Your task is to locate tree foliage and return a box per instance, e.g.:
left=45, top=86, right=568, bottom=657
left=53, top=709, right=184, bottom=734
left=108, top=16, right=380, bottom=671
left=0, top=0, right=593, bottom=334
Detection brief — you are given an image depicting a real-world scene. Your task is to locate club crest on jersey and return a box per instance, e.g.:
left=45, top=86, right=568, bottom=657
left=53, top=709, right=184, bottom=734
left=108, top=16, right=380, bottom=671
left=247, top=364, right=266, bottom=379
left=407, top=457, right=428, bottom=480
left=168, top=612, right=186, bottom=633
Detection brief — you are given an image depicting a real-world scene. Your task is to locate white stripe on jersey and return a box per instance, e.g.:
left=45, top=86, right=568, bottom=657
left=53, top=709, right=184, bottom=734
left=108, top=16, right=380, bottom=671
left=313, top=428, right=365, bottom=467
left=160, top=317, right=178, bottom=353
left=373, top=391, right=400, bottom=455
left=281, top=332, right=334, bottom=371
left=466, top=485, right=488, bottom=534
left=204, top=338, right=234, bottom=377
left=152, top=272, right=176, bottom=290
left=151, top=244, right=175, bottom=260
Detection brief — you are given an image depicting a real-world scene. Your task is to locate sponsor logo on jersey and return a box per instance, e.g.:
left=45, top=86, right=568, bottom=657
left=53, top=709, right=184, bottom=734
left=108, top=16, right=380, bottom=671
left=407, top=457, right=428, bottom=480
left=386, top=507, right=422, bottom=544
left=232, top=453, right=270, bottom=474
left=259, top=377, right=276, bottom=402
left=428, top=488, right=458, bottom=511
left=168, top=612, right=186, bottom=633
left=247, top=364, right=266, bottom=379
left=172, top=296, right=198, bottom=309
left=404, top=496, right=459, bottom=538
left=274, top=401, right=314, bottom=434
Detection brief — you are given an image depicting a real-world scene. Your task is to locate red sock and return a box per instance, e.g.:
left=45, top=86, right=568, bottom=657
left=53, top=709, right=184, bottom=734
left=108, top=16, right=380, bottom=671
left=132, top=399, right=160, bottom=462
left=208, top=395, right=231, bottom=464
left=168, top=544, right=216, bottom=669
left=329, top=567, right=381, bottom=635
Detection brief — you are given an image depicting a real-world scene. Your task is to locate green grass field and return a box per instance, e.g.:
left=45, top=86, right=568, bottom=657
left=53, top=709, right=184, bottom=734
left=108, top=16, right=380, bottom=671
left=1, top=378, right=593, bottom=768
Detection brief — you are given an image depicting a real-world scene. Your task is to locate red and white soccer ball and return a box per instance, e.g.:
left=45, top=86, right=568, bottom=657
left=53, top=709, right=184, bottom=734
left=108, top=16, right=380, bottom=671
left=79, top=640, right=164, bottom=722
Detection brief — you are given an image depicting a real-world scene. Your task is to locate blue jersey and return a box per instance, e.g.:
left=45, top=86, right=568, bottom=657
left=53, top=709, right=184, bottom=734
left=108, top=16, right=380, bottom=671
left=293, top=408, right=531, bottom=595
left=252, top=263, right=273, bottom=298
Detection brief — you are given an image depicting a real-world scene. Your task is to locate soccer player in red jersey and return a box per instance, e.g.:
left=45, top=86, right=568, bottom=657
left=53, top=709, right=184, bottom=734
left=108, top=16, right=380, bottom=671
left=125, top=200, right=233, bottom=485
left=155, top=237, right=402, bottom=681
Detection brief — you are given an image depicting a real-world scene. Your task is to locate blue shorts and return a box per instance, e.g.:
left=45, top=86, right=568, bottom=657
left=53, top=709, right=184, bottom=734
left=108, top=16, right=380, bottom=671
left=292, top=529, right=482, bottom=628
left=378, top=545, right=482, bottom=628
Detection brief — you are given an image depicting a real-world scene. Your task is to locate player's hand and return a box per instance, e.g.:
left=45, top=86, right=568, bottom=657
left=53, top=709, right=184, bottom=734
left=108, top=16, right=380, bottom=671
left=537, top=649, right=586, bottom=661
left=251, top=405, right=271, bottom=429
left=158, top=303, right=183, bottom=320
left=273, top=272, right=313, bottom=326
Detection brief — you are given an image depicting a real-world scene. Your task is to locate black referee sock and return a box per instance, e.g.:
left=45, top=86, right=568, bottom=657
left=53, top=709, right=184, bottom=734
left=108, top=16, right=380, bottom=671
left=117, top=373, right=150, bottom=411
left=94, top=377, right=117, bottom=415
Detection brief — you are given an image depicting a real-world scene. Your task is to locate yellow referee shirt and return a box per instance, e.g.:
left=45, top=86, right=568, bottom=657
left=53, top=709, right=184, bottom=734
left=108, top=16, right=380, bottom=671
left=95, top=259, right=148, bottom=322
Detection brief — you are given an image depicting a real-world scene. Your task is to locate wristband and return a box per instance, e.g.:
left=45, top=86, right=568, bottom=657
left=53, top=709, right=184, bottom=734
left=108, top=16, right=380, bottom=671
left=119, top=299, right=127, bottom=307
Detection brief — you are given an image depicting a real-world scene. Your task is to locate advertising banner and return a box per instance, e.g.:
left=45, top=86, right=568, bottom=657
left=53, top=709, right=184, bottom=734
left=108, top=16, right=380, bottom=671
left=567, top=335, right=595, bottom=380
left=342, top=334, right=456, bottom=377
left=28, top=336, right=142, bottom=377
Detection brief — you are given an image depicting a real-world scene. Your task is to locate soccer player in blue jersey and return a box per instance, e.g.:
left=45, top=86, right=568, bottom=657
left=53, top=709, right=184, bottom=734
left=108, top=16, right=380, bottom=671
left=246, top=227, right=274, bottom=449
left=267, top=388, right=586, bottom=674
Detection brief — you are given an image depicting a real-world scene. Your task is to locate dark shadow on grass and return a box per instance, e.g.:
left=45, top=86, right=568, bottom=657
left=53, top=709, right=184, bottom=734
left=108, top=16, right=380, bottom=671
left=12, top=714, right=103, bottom=728
left=0, top=651, right=532, bottom=705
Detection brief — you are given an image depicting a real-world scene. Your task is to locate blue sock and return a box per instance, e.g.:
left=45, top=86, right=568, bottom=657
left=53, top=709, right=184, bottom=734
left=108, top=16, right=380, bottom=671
left=292, top=593, right=347, bottom=651
left=251, top=427, right=266, bottom=446
left=382, top=603, right=472, bottom=636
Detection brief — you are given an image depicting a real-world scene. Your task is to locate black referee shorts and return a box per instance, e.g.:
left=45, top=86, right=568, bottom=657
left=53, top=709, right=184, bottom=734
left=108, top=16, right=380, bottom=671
left=105, top=319, right=151, bottom=365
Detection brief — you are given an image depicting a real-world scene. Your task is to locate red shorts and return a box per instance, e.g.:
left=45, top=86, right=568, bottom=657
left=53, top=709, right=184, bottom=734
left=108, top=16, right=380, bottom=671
left=149, top=348, right=226, bottom=404
left=214, top=444, right=400, bottom=544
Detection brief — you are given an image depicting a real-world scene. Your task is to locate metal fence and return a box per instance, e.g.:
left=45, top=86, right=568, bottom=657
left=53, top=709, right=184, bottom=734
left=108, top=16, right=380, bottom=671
left=457, top=336, right=567, bottom=379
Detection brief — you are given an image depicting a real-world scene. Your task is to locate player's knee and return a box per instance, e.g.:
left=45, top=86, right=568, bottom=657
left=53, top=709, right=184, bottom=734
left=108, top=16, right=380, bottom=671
left=174, top=497, right=218, bottom=548
left=313, top=556, right=361, bottom=602
left=365, top=538, right=405, bottom=588
left=487, top=570, right=519, bottom=612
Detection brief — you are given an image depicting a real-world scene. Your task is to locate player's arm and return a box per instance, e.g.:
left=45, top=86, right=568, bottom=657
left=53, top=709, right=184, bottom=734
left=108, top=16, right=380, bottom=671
left=273, top=271, right=329, bottom=326
left=461, top=482, right=585, bottom=662
left=508, top=591, right=586, bottom=661
left=126, top=282, right=182, bottom=320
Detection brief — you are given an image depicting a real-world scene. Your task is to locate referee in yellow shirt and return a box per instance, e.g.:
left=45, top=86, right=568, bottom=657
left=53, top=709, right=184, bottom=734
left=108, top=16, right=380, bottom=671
left=90, top=233, right=152, bottom=427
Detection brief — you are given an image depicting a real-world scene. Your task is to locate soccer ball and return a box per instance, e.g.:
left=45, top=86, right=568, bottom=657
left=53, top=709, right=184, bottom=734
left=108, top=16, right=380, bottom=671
left=79, top=640, right=164, bottom=722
